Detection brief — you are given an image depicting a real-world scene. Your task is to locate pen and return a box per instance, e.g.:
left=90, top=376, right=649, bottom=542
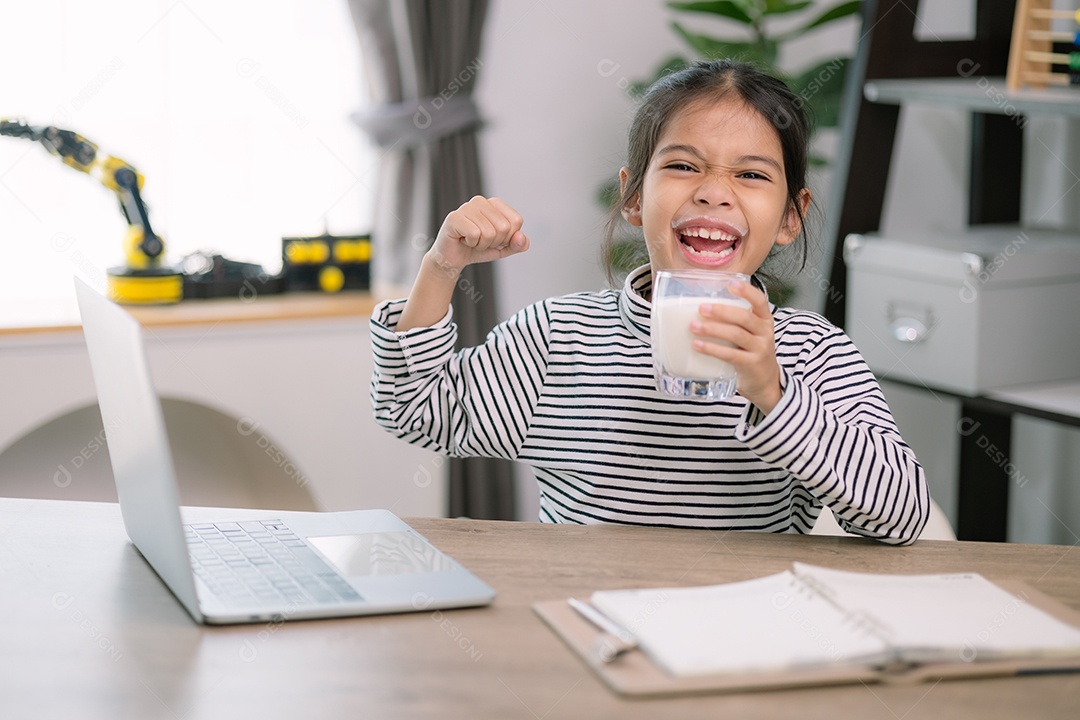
left=568, top=597, right=639, bottom=662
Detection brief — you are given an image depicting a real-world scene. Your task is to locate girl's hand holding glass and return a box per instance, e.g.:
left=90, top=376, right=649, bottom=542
left=690, top=280, right=783, bottom=414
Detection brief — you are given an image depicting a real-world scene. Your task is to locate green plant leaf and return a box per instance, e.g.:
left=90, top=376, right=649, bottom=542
left=767, top=279, right=797, bottom=307
left=597, top=177, right=621, bottom=209
left=762, top=0, right=813, bottom=16
left=607, top=236, right=650, bottom=277
left=667, top=0, right=757, bottom=24
left=779, top=0, right=861, bottom=39
left=672, top=21, right=778, bottom=67
left=791, top=57, right=848, bottom=95
left=791, top=56, right=849, bottom=127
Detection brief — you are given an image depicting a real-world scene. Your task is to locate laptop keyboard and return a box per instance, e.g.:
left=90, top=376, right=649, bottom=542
left=185, top=520, right=363, bottom=608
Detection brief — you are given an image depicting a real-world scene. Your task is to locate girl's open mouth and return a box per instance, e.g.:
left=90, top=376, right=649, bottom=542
left=673, top=220, right=745, bottom=267
left=679, top=227, right=739, bottom=259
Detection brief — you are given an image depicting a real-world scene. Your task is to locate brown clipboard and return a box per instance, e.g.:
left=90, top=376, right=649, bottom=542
left=533, top=579, right=1080, bottom=698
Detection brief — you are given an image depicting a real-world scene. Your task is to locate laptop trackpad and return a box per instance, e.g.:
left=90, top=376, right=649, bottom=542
left=307, top=531, right=456, bottom=577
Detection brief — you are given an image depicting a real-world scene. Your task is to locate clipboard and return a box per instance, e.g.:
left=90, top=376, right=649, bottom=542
left=533, top=580, right=1080, bottom=697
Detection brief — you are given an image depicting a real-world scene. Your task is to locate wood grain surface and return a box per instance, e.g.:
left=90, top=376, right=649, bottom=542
left=1, top=498, right=1077, bottom=719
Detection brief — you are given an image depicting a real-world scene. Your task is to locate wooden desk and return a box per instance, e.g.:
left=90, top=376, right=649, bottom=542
left=2, top=498, right=1078, bottom=719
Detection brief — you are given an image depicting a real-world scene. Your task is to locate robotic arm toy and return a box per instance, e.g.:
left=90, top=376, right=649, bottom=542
left=1, top=118, right=182, bottom=303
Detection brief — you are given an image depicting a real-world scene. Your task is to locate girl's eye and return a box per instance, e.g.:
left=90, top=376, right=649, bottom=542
left=739, top=171, right=770, bottom=181
left=664, top=162, right=695, bottom=172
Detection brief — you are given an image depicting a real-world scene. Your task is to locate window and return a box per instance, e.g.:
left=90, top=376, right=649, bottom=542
left=0, top=0, right=373, bottom=307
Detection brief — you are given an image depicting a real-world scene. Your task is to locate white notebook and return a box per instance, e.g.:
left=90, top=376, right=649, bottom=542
left=589, top=563, right=1080, bottom=678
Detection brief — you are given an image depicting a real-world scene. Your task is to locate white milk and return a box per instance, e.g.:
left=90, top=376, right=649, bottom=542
left=652, top=295, right=750, bottom=379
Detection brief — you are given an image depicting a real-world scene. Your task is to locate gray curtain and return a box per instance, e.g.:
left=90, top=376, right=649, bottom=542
left=348, top=0, right=515, bottom=520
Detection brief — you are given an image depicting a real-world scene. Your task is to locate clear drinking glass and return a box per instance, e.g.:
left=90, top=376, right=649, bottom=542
left=651, top=269, right=751, bottom=401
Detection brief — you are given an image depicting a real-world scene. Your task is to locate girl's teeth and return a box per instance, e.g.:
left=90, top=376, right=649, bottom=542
left=686, top=244, right=734, bottom=258
left=683, top=228, right=735, bottom=241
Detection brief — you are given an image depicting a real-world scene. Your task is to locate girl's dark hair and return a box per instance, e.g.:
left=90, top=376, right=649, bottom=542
left=603, top=59, right=816, bottom=289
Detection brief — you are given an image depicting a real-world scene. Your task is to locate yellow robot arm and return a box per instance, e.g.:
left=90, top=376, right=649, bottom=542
left=0, top=118, right=181, bottom=303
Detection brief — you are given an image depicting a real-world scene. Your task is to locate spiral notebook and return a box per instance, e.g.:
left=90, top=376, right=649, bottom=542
left=534, top=563, right=1080, bottom=696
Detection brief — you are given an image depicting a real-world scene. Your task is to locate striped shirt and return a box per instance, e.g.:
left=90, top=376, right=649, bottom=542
left=370, top=265, right=928, bottom=545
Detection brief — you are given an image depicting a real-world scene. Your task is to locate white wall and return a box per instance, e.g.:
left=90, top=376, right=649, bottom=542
left=476, top=1, right=678, bottom=312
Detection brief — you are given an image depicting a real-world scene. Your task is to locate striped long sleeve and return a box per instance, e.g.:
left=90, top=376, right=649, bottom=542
left=370, top=266, right=928, bottom=545
left=369, top=298, right=551, bottom=460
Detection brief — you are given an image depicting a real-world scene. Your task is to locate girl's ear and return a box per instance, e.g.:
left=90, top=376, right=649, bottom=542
left=777, top=188, right=811, bottom=246
left=619, top=167, right=643, bottom=227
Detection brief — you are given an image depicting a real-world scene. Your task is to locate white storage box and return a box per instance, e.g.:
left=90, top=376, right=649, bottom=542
left=845, top=226, right=1080, bottom=394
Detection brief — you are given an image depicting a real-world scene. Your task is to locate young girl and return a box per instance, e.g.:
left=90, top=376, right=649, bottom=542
left=370, top=59, right=928, bottom=545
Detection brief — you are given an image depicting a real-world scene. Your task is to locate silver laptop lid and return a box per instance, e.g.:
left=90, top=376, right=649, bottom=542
left=74, top=278, right=204, bottom=622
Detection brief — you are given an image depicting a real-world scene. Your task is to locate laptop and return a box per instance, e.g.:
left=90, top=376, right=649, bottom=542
left=73, top=277, right=495, bottom=624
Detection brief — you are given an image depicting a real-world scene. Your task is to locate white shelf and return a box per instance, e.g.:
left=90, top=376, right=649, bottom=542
left=864, top=77, right=1080, bottom=117
left=985, top=379, right=1080, bottom=424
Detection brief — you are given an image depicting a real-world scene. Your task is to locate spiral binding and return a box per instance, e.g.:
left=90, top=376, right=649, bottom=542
left=789, top=571, right=895, bottom=643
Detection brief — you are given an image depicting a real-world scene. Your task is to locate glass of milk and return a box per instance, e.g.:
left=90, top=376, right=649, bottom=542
left=651, top=269, right=751, bottom=400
